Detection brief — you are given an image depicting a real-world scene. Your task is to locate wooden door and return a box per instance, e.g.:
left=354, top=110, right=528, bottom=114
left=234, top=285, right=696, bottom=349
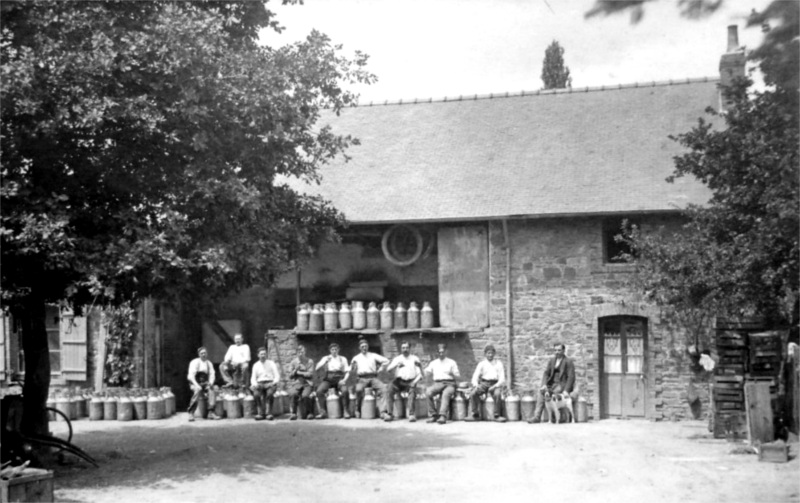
left=437, top=226, right=489, bottom=328
left=600, top=317, right=647, bottom=418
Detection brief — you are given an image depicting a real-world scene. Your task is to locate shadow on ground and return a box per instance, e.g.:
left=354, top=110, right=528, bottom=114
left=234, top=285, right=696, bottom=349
left=54, top=421, right=472, bottom=490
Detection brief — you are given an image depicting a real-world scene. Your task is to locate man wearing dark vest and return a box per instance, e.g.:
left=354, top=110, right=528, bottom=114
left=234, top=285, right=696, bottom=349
left=187, top=346, right=220, bottom=421
left=529, top=343, right=576, bottom=424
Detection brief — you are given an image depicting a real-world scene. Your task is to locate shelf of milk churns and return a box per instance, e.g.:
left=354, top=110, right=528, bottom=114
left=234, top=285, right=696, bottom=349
left=46, top=387, right=177, bottom=422
left=295, top=301, right=460, bottom=336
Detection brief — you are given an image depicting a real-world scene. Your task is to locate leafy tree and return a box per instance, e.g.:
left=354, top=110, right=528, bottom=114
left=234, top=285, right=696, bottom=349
left=1, top=1, right=374, bottom=437
left=541, top=40, right=572, bottom=89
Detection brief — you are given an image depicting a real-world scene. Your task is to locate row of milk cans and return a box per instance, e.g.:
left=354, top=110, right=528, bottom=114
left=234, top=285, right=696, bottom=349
left=297, top=301, right=435, bottom=331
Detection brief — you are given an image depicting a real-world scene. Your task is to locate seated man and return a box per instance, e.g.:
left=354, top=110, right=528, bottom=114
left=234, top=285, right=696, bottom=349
left=220, top=333, right=252, bottom=388
left=250, top=347, right=280, bottom=420
left=349, top=338, right=390, bottom=419
left=467, top=344, right=507, bottom=422
left=529, top=342, right=577, bottom=424
left=187, top=346, right=220, bottom=422
left=287, top=344, right=315, bottom=420
left=425, top=343, right=461, bottom=425
left=384, top=341, right=422, bottom=422
left=314, top=342, right=351, bottom=419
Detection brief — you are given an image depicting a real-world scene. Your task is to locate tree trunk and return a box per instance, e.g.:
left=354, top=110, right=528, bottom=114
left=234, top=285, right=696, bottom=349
left=20, top=291, right=50, bottom=436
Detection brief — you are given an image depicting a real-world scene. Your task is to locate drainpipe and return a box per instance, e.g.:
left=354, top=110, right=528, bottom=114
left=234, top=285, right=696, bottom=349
left=296, top=269, right=302, bottom=306
left=502, top=219, right=513, bottom=390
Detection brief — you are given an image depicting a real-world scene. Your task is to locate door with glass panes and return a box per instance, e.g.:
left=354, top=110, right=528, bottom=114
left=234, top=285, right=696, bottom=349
left=599, top=316, right=647, bottom=418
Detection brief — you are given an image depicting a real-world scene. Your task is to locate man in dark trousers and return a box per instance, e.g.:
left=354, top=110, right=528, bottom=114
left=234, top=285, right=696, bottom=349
left=529, top=343, right=576, bottom=423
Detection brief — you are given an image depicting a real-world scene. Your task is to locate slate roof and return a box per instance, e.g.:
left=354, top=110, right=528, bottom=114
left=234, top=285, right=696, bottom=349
left=294, top=78, right=719, bottom=224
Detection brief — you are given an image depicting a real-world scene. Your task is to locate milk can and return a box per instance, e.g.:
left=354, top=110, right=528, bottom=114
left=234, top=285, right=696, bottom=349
left=296, top=303, right=310, bottom=332
left=89, top=395, right=104, bottom=421
left=309, top=304, right=324, bottom=332
left=68, top=393, right=78, bottom=420
left=415, top=389, right=429, bottom=419
left=393, top=394, right=406, bottom=419
left=339, top=302, right=352, bottom=330
left=103, top=395, right=118, bottom=421
left=348, top=390, right=357, bottom=417
left=47, top=393, right=56, bottom=422
left=421, top=301, right=435, bottom=329
left=366, top=302, right=380, bottom=329
left=505, top=393, right=521, bottom=421
left=352, top=301, right=367, bottom=330
left=214, top=389, right=225, bottom=418
left=133, top=393, right=148, bottom=420
left=394, top=302, right=407, bottom=330
left=575, top=396, right=588, bottom=423
left=195, top=394, right=208, bottom=419
left=118, top=394, right=134, bottom=421
left=379, top=302, right=393, bottom=330
left=243, top=393, right=256, bottom=419
left=452, top=391, right=468, bottom=421
left=324, top=303, right=338, bottom=331
left=407, top=302, right=420, bottom=329
left=147, top=392, right=164, bottom=420
left=521, top=393, right=536, bottom=422
left=55, top=393, right=71, bottom=422
left=481, top=395, right=495, bottom=421
left=361, top=389, right=377, bottom=419
left=77, top=391, right=88, bottom=418
left=270, top=391, right=283, bottom=417
left=164, top=388, right=176, bottom=416
left=326, top=390, right=342, bottom=419
left=225, top=392, right=242, bottom=419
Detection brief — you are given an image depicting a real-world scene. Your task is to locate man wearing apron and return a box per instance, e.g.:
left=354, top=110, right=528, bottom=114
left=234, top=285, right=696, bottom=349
left=187, top=347, right=220, bottom=421
left=314, top=342, right=351, bottom=419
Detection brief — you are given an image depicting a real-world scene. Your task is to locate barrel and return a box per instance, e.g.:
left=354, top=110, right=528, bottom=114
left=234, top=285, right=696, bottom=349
left=243, top=394, right=256, bottom=418
left=521, top=394, right=536, bottom=422
left=505, top=394, right=521, bottom=421
left=452, top=392, right=467, bottom=421
left=89, top=398, right=104, bottom=421
left=147, top=395, right=164, bottom=420
left=361, top=390, right=377, bottom=419
left=118, top=397, right=134, bottom=421
left=326, top=390, right=342, bottom=419
left=133, top=396, right=147, bottom=420
left=103, top=397, right=118, bottom=420
left=393, top=395, right=406, bottom=419
left=481, top=395, right=495, bottom=421
left=575, top=397, right=588, bottom=423
left=55, top=396, right=71, bottom=422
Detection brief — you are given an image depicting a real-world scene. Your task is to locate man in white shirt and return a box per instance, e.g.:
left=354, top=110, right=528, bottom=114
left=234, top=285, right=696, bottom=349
left=221, top=333, right=252, bottom=388
left=250, top=347, right=281, bottom=420
left=384, top=341, right=422, bottom=422
left=187, top=346, right=220, bottom=422
left=350, top=338, right=390, bottom=419
left=424, top=343, right=461, bottom=425
left=314, top=343, right=351, bottom=419
left=466, top=345, right=507, bottom=422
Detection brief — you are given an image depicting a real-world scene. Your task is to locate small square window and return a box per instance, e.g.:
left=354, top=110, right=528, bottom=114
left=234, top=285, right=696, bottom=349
left=603, top=218, right=637, bottom=264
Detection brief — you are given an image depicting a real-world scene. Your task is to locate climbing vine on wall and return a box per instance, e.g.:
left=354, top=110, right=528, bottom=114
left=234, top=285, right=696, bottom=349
left=105, top=304, right=138, bottom=386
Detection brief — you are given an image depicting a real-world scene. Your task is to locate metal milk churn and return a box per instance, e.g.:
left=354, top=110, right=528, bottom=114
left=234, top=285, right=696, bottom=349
left=361, top=389, right=377, bottom=419
left=505, top=393, right=521, bottom=421
left=118, top=394, right=134, bottom=421
left=225, top=392, right=242, bottom=419
left=338, top=302, right=352, bottom=330
left=407, top=302, right=420, bottom=329
left=68, top=392, right=78, bottom=420
left=420, top=301, right=435, bottom=329
left=196, top=393, right=209, bottom=419
left=575, top=396, right=588, bottom=423
left=324, top=303, right=338, bottom=331
left=164, top=388, right=176, bottom=416
left=147, top=391, right=164, bottom=420
left=380, top=302, right=393, bottom=330
left=366, top=302, right=380, bottom=330
left=55, top=392, right=71, bottom=422
left=243, top=392, right=256, bottom=418
left=77, top=391, right=88, bottom=418
left=352, top=301, right=367, bottom=330
left=103, top=394, right=118, bottom=421
left=393, top=302, right=407, bottom=330
left=326, top=389, right=342, bottom=419
left=482, top=395, right=495, bottom=420
left=133, top=393, right=147, bottom=420
left=270, top=391, right=283, bottom=417
left=214, top=387, right=225, bottom=418
left=521, top=393, right=536, bottom=422
left=348, top=390, right=357, bottom=417
left=89, top=395, right=104, bottom=421
left=393, top=393, right=406, bottom=419
left=415, top=388, right=429, bottom=419
left=309, top=304, right=324, bottom=332
left=452, top=391, right=467, bottom=421
left=296, top=303, right=310, bottom=331
left=46, top=393, right=56, bottom=421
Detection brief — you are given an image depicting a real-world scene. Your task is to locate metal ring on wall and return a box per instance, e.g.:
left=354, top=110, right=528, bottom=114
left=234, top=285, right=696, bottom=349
left=382, top=225, right=424, bottom=267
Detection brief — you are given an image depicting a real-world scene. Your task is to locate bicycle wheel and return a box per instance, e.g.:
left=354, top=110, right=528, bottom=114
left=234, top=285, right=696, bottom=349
left=47, top=407, right=73, bottom=444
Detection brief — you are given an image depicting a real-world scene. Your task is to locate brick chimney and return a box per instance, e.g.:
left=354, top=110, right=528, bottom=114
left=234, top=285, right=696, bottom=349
left=719, top=25, right=746, bottom=111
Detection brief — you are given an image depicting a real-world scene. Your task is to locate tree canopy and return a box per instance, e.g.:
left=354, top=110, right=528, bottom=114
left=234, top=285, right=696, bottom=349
left=1, top=0, right=373, bottom=435
left=541, top=40, right=572, bottom=90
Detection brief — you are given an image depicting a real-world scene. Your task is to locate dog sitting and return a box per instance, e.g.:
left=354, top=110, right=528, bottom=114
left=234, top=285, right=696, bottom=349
left=543, top=391, right=575, bottom=424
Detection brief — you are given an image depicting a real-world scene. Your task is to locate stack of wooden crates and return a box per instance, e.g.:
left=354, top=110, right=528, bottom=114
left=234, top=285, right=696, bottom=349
left=711, top=319, right=783, bottom=439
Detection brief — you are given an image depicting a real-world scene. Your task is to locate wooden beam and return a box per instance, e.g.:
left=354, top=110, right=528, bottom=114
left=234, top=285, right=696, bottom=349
left=744, top=381, right=773, bottom=445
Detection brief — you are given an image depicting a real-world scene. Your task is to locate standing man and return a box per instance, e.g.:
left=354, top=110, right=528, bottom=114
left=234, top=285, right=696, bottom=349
left=384, top=341, right=422, bottom=422
left=314, top=342, right=351, bottom=419
left=350, top=338, right=390, bottom=419
left=250, top=347, right=281, bottom=420
left=221, top=333, right=252, bottom=388
left=529, top=343, right=576, bottom=424
left=187, top=347, right=220, bottom=422
left=424, top=343, right=461, bottom=425
left=466, top=345, right=507, bottom=422
left=287, top=344, right=315, bottom=420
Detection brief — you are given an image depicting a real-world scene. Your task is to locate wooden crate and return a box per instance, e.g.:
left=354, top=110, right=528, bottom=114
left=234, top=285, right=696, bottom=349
left=712, top=411, right=748, bottom=439
left=0, top=469, right=53, bottom=503
left=758, top=441, right=789, bottom=463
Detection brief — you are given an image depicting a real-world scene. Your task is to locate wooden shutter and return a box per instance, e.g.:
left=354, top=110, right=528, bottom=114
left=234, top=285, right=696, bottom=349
left=60, top=313, right=88, bottom=381
left=0, top=314, right=7, bottom=380
left=438, top=226, right=490, bottom=328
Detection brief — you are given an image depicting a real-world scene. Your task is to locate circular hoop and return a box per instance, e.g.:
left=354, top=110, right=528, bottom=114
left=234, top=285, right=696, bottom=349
left=382, top=225, right=424, bottom=267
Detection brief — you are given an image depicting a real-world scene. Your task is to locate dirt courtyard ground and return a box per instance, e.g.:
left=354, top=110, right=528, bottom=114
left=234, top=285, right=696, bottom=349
left=52, top=413, right=798, bottom=503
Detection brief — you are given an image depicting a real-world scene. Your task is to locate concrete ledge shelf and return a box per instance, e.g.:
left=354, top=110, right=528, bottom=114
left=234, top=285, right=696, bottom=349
left=293, top=327, right=470, bottom=337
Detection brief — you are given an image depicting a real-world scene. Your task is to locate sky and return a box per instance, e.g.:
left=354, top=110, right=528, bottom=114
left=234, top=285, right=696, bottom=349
left=259, top=0, right=773, bottom=103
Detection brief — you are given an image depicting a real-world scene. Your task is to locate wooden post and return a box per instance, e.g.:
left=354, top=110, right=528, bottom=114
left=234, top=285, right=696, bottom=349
left=94, top=313, right=108, bottom=392
left=744, top=381, right=773, bottom=444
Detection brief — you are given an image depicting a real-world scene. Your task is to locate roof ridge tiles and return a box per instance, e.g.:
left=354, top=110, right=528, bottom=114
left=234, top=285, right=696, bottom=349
left=355, top=76, right=719, bottom=108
